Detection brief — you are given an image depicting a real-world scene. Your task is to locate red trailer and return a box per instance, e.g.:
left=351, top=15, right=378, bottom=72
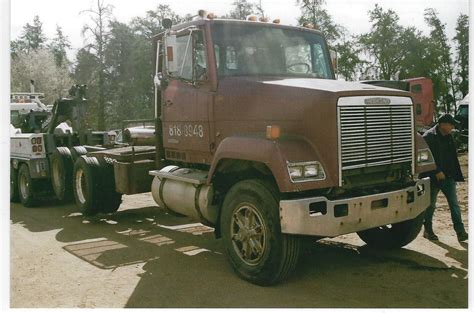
left=404, top=77, right=434, bottom=129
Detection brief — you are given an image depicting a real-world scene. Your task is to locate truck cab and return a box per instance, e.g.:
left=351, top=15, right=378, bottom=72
left=145, top=18, right=436, bottom=285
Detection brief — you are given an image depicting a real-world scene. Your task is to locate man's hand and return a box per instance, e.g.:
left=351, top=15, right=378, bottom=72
left=436, top=171, right=446, bottom=181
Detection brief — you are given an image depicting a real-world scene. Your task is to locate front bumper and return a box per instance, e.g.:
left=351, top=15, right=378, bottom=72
left=279, top=178, right=430, bottom=237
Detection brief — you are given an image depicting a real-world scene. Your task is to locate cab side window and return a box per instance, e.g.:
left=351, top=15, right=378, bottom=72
left=174, top=34, right=193, bottom=80
left=171, top=30, right=207, bottom=81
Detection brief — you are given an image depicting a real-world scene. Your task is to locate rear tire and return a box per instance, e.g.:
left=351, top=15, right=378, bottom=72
left=50, top=147, right=74, bottom=202
left=221, top=179, right=301, bottom=286
left=357, top=212, right=425, bottom=249
left=73, top=156, right=101, bottom=216
left=10, top=165, right=20, bottom=203
left=70, top=146, right=88, bottom=162
left=18, top=164, right=37, bottom=207
left=97, top=157, right=122, bottom=213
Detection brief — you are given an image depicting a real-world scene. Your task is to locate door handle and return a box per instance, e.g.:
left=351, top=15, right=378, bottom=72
left=165, top=99, right=173, bottom=106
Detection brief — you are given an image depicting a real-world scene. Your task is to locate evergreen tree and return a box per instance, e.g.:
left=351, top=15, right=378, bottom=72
left=49, top=25, right=71, bottom=67
left=454, top=14, right=469, bottom=99
left=11, top=15, right=47, bottom=55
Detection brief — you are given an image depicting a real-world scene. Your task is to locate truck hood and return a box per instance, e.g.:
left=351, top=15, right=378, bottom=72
left=230, top=76, right=411, bottom=96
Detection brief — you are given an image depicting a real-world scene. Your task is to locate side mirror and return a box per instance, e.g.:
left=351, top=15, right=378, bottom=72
left=329, top=49, right=337, bottom=76
left=162, top=18, right=173, bottom=30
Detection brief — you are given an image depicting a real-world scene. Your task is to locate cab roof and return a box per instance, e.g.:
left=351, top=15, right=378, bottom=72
left=152, top=18, right=324, bottom=41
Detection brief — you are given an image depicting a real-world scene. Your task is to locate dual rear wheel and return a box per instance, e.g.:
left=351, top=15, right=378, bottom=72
left=73, top=156, right=122, bottom=216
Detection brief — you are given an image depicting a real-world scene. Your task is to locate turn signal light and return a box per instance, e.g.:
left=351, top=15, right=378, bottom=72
left=266, top=125, right=281, bottom=140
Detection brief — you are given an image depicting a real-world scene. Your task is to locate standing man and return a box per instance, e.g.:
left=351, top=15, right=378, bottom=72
left=422, top=114, right=468, bottom=242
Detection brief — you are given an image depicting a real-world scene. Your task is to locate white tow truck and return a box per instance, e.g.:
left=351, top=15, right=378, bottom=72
left=10, top=85, right=117, bottom=206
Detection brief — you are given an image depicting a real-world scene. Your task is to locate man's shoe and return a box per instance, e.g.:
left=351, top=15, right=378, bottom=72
left=457, top=230, right=468, bottom=242
left=423, top=230, right=439, bottom=241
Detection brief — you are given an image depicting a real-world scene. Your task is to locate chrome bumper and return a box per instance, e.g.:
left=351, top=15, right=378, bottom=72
left=279, top=178, right=430, bottom=237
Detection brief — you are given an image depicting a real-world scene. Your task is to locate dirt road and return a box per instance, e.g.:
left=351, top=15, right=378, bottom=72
left=10, top=154, right=468, bottom=308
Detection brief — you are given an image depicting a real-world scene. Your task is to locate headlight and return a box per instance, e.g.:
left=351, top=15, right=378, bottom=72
left=417, top=149, right=433, bottom=164
left=288, top=162, right=325, bottom=182
left=304, top=164, right=319, bottom=177
left=288, top=166, right=303, bottom=180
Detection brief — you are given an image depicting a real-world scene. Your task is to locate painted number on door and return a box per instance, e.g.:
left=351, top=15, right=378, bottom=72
left=169, top=124, right=204, bottom=138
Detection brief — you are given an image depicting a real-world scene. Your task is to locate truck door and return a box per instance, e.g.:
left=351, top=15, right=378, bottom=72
left=161, top=29, right=214, bottom=165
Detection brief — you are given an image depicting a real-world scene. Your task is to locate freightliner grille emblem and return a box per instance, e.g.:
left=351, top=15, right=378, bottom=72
left=364, top=97, right=391, bottom=105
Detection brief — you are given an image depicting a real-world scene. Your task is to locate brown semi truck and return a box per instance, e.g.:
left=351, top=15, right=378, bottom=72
left=72, top=18, right=436, bottom=285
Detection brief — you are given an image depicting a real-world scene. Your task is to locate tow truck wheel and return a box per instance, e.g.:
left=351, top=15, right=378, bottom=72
left=18, top=164, right=37, bottom=207
left=70, top=146, right=88, bottom=162
left=221, top=179, right=301, bottom=286
left=50, top=147, right=74, bottom=202
left=97, top=157, right=122, bottom=213
left=356, top=212, right=425, bottom=249
left=73, top=156, right=101, bottom=216
left=10, top=165, right=20, bottom=202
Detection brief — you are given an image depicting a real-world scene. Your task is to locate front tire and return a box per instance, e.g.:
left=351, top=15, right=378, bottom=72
left=18, top=164, right=37, bottom=207
left=221, top=179, right=301, bottom=286
left=357, top=212, right=424, bottom=249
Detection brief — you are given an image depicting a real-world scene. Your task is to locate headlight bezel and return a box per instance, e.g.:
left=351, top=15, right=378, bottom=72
left=287, top=161, right=326, bottom=182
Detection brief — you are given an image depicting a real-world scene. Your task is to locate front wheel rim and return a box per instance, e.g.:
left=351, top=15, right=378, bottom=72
left=230, top=203, right=267, bottom=266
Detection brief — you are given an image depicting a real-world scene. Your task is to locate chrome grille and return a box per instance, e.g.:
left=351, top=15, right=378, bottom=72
left=338, top=98, right=414, bottom=171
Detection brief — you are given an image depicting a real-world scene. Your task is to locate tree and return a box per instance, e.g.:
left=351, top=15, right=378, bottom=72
left=358, top=5, right=404, bottom=80
left=104, top=21, right=153, bottom=127
left=131, top=4, right=187, bottom=39
left=296, top=0, right=343, bottom=45
left=11, top=15, right=47, bottom=56
left=81, top=0, right=114, bottom=130
left=335, top=39, right=364, bottom=80
left=397, top=27, right=434, bottom=79
left=49, top=25, right=71, bottom=68
left=454, top=13, right=468, bottom=99
left=73, top=48, right=101, bottom=126
left=226, top=0, right=256, bottom=20
left=424, top=8, right=456, bottom=114
left=11, top=49, right=73, bottom=104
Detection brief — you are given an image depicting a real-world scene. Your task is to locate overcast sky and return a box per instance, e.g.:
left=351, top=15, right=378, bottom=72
left=10, top=0, right=469, bottom=59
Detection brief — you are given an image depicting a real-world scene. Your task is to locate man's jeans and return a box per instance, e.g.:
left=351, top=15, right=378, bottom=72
left=424, top=177, right=465, bottom=233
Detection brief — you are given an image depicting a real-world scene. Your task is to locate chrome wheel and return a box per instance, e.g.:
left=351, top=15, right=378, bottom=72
left=231, top=203, right=267, bottom=265
left=75, top=168, right=86, bottom=204
left=52, top=159, right=61, bottom=191
left=19, top=171, right=29, bottom=200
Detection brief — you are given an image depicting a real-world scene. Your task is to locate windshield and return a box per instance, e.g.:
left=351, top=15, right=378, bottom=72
left=211, top=23, right=333, bottom=79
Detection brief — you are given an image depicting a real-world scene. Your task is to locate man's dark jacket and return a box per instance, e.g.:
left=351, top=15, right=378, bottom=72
left=422, top=125, right=464, bottom=182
